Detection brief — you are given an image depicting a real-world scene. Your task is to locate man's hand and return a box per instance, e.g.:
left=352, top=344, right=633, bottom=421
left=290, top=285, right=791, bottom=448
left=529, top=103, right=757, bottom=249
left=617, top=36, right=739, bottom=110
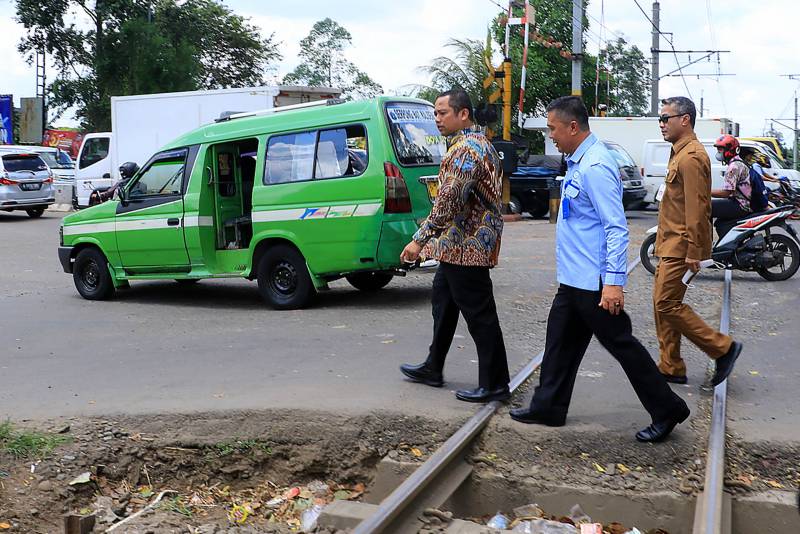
left=685, top=258, right=701, bottom=273
left=400, top=241, right=423, bottom=264
left=599, top=284, right=625, bottom=316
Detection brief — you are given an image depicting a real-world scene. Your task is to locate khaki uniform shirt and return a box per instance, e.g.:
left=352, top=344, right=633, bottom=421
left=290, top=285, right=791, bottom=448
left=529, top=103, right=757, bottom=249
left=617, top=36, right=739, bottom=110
left=655, top=133, right=713, bottom=260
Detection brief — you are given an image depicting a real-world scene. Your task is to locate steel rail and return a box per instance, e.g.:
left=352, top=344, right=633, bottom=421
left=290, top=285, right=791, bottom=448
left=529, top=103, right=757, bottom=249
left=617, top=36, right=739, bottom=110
left=353, top=258, right=642, bottom=534
left=693, top=268, right=733, bottom=534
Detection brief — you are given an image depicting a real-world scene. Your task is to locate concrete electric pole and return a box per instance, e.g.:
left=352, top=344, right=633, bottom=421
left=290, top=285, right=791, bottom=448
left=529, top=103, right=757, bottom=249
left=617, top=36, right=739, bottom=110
left=649, top=1, right=660, bottom=115
left=571, top=0, right=583, bottom=96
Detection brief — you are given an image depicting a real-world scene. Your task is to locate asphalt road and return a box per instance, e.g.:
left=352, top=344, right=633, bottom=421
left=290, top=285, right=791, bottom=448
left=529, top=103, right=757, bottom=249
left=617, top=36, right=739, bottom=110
left=1, top=208, right=797, bottom=450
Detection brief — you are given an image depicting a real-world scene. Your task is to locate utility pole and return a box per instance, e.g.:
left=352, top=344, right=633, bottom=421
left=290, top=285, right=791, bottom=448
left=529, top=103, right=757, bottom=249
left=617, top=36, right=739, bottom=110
left=649, top=2, right=660, bottom=115
left=778, top=75, right=800, bottom=170
left=35, top=49, right=46, bottom=139
left=571, top=0, right=582, bottom=96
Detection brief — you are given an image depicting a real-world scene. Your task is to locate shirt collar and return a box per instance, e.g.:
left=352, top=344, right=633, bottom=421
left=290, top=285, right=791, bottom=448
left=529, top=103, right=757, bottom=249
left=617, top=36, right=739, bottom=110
left=566, top=133, right=598, bottom=165
left=447, top=126, right=481, bottom=148
left=671, top=132, right=698, bottom=155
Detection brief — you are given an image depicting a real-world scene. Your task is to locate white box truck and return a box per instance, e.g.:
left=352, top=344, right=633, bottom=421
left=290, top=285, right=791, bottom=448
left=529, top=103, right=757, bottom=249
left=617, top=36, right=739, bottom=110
left=73, top=85, right=340, bottom=207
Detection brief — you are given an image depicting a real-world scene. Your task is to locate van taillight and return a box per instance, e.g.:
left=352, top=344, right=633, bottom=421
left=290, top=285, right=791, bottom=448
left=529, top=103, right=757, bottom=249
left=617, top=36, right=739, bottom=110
left=384, top=161, right=412, bottom=213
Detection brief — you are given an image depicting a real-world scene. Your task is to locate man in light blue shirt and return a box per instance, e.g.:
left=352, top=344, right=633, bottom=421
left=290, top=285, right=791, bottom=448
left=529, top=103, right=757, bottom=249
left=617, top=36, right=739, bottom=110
left=510, top=96, right=690, bottom=443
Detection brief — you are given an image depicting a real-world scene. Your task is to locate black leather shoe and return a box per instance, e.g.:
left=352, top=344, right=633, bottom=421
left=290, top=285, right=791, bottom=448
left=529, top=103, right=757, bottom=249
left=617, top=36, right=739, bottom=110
left=455, top=386, right=510, bottom=403
left=399, top=363, right=443, bottom=387
left=636, top=404, right=690, bottom=443
left=660, top=372, right=688, bottom=385
left=509, top=407, right=566, bottom=427
left=711, top=341, right=742, bottom=387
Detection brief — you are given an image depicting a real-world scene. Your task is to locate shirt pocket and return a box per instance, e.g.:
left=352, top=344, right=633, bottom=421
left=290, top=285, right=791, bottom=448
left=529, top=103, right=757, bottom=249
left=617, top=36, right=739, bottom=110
left=665, top=168, right=678, bottom=183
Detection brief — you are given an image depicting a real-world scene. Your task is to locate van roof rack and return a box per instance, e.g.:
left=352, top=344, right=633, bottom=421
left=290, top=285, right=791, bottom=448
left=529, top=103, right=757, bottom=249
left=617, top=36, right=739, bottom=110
left=215, top=98, right=346, bottom=122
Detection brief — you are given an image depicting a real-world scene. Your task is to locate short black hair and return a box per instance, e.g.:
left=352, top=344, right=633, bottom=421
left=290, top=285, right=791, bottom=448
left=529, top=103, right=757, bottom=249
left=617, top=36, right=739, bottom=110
left=546, top=96, right=589, bottom=131
left=437, top=88, right=474, bottom=121
left=661, top=96, right=697, bottom=127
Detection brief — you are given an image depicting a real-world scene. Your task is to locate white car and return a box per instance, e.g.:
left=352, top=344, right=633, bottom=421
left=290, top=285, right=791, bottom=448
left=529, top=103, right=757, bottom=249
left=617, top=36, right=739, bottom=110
left=0, top=145, right=75, bottom=183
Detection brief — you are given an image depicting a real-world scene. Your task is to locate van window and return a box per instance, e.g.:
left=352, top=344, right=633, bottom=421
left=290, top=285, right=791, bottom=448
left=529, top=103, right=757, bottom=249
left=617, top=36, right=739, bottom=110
left=127, top=149, right=187, bottom=198
left=315, top=125, right=368, bottom=179
left=265, top=131, right=316, bottom=184
left=385, top=102, right=446, bottom=166
left=1, top=154, right=48, bottom=173
left=604, top=142, right=635, bottom=167
left=79, top=137, right=109, bottom=168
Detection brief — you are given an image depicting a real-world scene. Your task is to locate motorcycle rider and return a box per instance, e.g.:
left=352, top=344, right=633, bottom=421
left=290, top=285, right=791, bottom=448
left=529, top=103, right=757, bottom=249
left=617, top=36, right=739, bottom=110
left=711, top=135, right=752, bottom=239
left=88, top=161, right=139, bottom=206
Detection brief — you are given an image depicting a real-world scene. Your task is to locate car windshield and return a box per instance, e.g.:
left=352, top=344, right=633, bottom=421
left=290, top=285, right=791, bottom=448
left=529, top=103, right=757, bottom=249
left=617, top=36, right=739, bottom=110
left=2, top=154, right=48, bottom=172
left=603, top=142, right=635, bottom=167
left=37, top=151, right=73, bottom=169
left=385, top=102, right=447, bottom=166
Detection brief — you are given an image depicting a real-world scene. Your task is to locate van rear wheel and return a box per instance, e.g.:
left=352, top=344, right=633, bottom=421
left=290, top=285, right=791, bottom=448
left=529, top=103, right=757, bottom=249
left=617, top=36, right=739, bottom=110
left=346, top=272, right=394, bottom=292
left=257, top=245, right=314, bottom=309
left=26, top=208, right=45, bottom=218
left=73, top=248, right=115, bottom=300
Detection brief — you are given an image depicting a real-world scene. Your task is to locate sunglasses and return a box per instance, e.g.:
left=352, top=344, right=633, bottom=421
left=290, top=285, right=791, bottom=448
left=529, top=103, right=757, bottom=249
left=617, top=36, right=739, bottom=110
left=658, top=113, right=687, bottom=123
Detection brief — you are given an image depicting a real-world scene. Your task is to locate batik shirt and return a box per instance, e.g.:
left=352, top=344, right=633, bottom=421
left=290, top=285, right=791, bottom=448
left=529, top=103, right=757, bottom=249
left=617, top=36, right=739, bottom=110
left=723, top=156, right=752, bottom=212
left=413, top=127, right=504, bottom=267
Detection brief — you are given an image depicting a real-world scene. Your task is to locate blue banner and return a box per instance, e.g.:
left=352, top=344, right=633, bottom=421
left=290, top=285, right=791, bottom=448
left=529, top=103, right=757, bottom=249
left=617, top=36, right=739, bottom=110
left=0, top=95, right=12, bottom=144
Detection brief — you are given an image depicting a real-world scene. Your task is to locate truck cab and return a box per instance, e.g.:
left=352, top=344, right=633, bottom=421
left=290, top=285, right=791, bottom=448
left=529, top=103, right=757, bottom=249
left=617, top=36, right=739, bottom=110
left=74, top=132, right=114, bottom=208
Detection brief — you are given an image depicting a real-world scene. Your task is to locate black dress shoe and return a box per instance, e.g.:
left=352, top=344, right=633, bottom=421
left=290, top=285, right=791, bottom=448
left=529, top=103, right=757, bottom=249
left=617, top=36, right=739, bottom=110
left=399, top=363, right=443, bottom=387
left=660, top=372, right=688, bottom=385
left=711, top=341, right=742, bottom=387
left=635, top=403, right=690, bottom=443
left=455, top=386, right=510, bottom=403
left=509, top=407, right=566, bottom=427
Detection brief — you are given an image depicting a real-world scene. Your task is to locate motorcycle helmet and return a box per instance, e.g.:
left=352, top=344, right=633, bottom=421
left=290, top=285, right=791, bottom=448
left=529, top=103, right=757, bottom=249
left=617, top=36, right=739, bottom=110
left=713, top=135, right=739, bottom=163
left=119, top=161, right=140, bottom=179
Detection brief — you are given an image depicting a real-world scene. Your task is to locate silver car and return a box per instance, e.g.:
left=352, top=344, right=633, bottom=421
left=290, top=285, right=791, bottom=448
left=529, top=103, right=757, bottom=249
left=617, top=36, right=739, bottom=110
left=0, top=151, right=55, bottom=218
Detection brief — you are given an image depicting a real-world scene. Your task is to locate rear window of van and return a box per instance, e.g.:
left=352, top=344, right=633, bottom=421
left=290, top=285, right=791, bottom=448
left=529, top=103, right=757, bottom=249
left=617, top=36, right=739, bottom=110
left=2, top=154, right=48, bottom=172
left=385, top=102, right=447, bottom=166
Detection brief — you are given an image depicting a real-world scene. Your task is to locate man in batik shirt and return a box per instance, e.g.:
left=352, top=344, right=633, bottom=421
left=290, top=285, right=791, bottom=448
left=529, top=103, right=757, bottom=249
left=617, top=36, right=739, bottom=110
left=399, top=88, right=510, bottom=404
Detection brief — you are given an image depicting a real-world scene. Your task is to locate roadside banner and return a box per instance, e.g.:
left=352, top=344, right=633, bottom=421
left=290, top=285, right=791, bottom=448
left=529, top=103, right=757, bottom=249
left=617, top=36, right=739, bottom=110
left=0, top=95, right=12, bottom=144
left=43, top=129, right=84, bottom=158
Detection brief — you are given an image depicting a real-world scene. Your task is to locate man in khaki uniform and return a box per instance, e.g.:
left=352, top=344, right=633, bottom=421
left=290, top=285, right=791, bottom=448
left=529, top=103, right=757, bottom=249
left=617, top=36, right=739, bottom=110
left=654, top=96, right=742, bottom=387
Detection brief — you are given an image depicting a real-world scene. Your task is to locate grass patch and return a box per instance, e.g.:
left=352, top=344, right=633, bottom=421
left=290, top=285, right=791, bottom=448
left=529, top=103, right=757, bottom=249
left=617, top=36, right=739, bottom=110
left=210, top=439, right=272, bottom=457
left=159, top=495, right=193, bottom=517
left=0, top=420, right=69, bottom=459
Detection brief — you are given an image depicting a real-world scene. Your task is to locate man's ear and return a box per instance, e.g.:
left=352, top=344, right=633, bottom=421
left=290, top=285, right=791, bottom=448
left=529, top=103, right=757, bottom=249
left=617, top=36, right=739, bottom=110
left=459, top=108, right=470, bottom=122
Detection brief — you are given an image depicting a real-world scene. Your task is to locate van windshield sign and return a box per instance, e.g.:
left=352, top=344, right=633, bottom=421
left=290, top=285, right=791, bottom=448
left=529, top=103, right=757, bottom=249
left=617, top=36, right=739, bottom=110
left=386, top=102, right=446, bottom=166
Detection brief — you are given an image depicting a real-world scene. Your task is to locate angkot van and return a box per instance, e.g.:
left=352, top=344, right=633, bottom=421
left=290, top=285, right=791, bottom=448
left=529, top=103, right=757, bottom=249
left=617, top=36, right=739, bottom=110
left=58, top=97, right=445, bottom=309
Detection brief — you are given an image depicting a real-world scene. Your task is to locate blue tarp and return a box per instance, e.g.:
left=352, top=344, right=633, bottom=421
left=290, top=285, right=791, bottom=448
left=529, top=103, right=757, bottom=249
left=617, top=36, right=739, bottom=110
left=512, top=166, right=559, bottom=177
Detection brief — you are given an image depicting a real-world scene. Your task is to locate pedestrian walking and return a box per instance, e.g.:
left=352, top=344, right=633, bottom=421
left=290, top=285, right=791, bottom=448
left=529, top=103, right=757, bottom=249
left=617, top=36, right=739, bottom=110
left=399, top=88, right=510, bottom=404
left=510, top=96, right=690, bottom=442
left=653, top=96, right=742, bottom=386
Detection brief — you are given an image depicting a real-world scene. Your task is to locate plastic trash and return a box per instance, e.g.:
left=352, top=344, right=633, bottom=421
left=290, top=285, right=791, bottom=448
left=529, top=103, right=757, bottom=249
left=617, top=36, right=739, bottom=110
left=568, top=503, right=592, bottom=524
left=623, top=529, right=643, bottom=534
left=512, top=521, right=533, bottom=533
left=528, top=519, right=578, bottom=534
left=487, top=512, right=510, bottom=529
left=301, top=504, right=324, bottom=532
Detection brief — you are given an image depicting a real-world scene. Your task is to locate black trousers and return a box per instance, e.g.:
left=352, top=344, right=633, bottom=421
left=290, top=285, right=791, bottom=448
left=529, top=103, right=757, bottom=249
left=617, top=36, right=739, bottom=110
left=528, top=284, right=686, bottom=423
left=425, top=262, right=510, bottom=390
left=712, top=198, right=750, bottom=239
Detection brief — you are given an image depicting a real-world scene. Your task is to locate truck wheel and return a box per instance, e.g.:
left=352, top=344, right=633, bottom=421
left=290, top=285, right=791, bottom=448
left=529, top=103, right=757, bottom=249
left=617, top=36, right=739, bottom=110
left=346, top=272, right=393, bottom=292
left=640, top=233, right=658, bottom=275
left=25, top=208, right=45, bottom=218
left=73, top=248, right=115, bottom=300
left=529, top=201, right=549, bottom=219
left=256, top=245, right=314, bottom=309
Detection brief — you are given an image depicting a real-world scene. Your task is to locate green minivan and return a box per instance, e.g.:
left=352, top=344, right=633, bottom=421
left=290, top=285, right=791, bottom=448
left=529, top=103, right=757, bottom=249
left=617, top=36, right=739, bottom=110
left=58, top=97, right=446, bottom=309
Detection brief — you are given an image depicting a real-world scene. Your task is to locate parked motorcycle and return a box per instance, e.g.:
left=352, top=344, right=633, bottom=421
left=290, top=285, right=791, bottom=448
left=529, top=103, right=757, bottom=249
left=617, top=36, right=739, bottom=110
left=640, top=205, right=800, bottom=281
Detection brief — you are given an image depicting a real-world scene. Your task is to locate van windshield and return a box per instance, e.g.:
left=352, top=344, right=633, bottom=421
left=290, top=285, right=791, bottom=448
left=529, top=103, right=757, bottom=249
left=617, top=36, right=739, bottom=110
left=385, top=102, right=447, bottom=166
left=603, top=142, right=636, bottom=167
left=38, top=151, right=73, bottom=169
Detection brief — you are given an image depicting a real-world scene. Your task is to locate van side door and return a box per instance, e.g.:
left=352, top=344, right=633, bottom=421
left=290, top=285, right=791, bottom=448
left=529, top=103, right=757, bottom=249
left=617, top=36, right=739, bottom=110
left=115, top=148, right=194, bottom=272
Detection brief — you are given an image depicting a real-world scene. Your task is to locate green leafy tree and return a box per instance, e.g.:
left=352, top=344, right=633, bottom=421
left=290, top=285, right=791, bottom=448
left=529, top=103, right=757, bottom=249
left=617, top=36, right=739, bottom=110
left=599, top=38, right=650, bottom=116
left=15, top=0, right=281, bottom=130
left=283, top=18, right=383, bottom=100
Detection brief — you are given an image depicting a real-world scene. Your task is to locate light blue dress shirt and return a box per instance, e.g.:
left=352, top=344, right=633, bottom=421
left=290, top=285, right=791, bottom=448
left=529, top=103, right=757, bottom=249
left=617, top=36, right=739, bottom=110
left=556, top=133, right=628, bottom=291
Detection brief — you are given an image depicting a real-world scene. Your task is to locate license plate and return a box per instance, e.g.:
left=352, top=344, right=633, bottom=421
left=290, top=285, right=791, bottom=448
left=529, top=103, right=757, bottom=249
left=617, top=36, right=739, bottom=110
left=20, top=182, right=41, bottom=191
left=419, top=176, right=439, bottom=203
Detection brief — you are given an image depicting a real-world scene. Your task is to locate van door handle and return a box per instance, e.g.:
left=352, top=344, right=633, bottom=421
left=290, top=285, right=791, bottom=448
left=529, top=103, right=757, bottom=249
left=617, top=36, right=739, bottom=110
left=167, top=218, right=180, bottom=226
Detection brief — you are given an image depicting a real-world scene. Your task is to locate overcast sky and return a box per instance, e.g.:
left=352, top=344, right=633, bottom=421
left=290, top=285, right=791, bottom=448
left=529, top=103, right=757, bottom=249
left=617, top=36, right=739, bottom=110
left=1, top=0, right=798, bottom=141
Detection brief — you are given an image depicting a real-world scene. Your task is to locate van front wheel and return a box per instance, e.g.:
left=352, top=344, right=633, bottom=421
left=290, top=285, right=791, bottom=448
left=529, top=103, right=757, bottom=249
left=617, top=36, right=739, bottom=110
left=73, top=248, right=115, bottom=300
left=346, top=272, right=394, bottom=292
left=257, top=245, right=314, bottom=310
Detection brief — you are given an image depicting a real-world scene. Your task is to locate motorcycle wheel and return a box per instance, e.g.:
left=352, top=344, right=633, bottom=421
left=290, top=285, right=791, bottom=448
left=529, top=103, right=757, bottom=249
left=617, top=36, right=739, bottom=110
left=640, top=233, right=658, bottom=275
left=757, top=234, right=800, bottom=281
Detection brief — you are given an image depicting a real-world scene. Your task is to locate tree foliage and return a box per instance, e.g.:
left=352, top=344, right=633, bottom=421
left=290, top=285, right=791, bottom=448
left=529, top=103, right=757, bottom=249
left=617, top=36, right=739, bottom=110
left=15, top=0, right=281, bottom=130
left=283, top=18, right=382, bottom=100
left=599, top=38, right=650, bottom=116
